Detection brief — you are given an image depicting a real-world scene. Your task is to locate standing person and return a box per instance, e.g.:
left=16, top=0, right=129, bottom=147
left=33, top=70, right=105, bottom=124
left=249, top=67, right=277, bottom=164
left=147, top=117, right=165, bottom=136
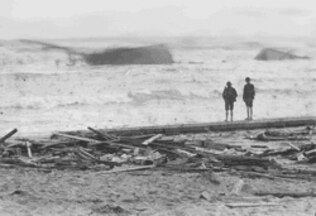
left=222, top=81, right=238, bottom=122
left=243, top=77, right=255, bottom=120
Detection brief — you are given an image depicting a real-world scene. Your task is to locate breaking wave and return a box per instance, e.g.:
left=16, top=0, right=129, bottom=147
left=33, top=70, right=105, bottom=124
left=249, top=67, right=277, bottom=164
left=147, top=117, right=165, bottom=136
left=0, top=89, right=223, bottom=111
left=0, top=40, right=85, bottom=69
left=256, top=88, right=316, bottom=95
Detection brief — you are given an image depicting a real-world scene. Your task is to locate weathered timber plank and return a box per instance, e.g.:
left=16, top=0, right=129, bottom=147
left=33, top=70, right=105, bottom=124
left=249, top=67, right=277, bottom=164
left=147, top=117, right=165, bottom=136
left=103, top=116, right=316, bottom=136
left=0, top=129, right=18, bottom=143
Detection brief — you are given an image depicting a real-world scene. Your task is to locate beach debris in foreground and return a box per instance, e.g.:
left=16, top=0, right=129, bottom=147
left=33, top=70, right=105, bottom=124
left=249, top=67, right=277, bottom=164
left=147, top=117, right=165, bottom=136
left=0, top=126, right=315, bottom=182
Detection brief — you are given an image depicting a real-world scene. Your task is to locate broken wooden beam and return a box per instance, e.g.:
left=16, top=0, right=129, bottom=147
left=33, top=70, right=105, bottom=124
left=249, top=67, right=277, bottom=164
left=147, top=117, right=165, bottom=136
left=142, top=134, right=163, bottom=145
left=0, top=128, right=18, bottom=143
left=226, top=202, right=281, bottom=208
left=95, top=165, right=155, bottom=174
left=25, top=141, right=32, bottom=158
left=53, top=133, right=101, bottom=144
left=88, top=140, right=141, bottom=149
left=255, top=191, right=316, bottom=198
left=87, top=127, right=116, bottom=140
left=286, top=142, right=300, bottom=151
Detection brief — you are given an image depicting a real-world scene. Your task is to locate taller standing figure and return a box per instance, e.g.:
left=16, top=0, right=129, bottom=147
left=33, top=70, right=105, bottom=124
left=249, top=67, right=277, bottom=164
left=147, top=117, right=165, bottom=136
left=243, top=77, right=255, bottom=120
left=222, top=81, right=238, bottom=122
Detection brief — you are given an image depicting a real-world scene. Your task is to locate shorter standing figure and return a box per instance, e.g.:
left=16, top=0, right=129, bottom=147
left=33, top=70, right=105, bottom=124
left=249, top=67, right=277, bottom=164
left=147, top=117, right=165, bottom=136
left=222, top=81, right=238, bottom=122
left=243, top=77, right=255, bottom=120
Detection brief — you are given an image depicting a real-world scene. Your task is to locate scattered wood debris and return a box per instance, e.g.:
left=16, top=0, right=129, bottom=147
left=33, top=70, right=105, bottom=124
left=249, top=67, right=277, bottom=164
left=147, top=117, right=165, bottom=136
left=0, top=126, right=315, bottom=183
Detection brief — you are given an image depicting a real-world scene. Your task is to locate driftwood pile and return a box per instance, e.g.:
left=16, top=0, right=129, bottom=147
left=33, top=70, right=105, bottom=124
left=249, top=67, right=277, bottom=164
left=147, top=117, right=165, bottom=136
left=0, top=126, right=315, bottom=180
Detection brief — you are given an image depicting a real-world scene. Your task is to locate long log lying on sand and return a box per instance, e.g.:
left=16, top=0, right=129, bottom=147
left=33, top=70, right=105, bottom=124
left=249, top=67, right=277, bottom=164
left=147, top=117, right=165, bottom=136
left=83, top=116, right=316, bottom=136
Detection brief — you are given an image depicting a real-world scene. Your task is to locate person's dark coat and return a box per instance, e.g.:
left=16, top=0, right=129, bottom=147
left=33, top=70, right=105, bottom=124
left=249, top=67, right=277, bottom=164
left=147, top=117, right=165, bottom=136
left=222, top=86, right=237, bottom=102
left=243, top=83, right=255, bottom=101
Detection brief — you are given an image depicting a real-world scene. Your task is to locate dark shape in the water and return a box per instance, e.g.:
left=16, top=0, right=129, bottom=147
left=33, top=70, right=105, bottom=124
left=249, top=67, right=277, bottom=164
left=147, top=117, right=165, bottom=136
left=83, top=45, right=174, bottom=65
left=255, top=48, right=310, bottom=61
left=18, top=39, right=173, bottom=65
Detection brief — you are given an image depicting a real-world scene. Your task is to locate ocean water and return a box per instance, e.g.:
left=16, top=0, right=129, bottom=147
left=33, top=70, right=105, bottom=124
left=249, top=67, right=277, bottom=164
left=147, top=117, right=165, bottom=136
left=0, top=38, right=315, bottom=136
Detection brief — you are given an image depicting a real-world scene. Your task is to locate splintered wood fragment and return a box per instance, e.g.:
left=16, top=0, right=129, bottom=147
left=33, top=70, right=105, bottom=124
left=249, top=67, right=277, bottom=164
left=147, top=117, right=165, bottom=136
left=286, top=142, right=300, bottom=151
left=6, top=142, right=24, bottom=148
left=226, top=202, right=280, bottom=208
left=255, top=192, right=316, bottom=198
left=237, top=171, right=296, bottom=181
left=175, top=149, right=196, bottom=157
left=229, top=179, right=245, bottom=196
left=25, top=141, right=32, bottom=158
left=142, top=134, right=163, bottom=145
left=200, top=191, right=212, bottom=201
left=78, top=147, right=97, bottom=160
left=54, top=133, right=101, bottom=144
left=87, top=127, right=117, bottom=140
left=0, top=128, right=18, bottom=143
left=76, top=151, right=92, bottom=160
left=193, top=146, right=224, bottom=155
left=251, top=145, right=268, bottom=148
left=96, top=165, right=155, bottom=174
left=305, top=149, right=316, bottom=156
left=163, top=166, right=209, bottom=172
left=89, top=140, right=139, bottom=149
left=40, top=141, right=72, bottom=149
left=216, top=155, right=274, bottom=168
left=127, top=134, right=156, bottom=139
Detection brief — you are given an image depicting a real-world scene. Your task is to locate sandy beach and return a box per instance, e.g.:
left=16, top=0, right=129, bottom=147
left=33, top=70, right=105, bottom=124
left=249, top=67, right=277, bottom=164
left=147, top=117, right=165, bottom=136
left=0, top=126, right=315, bottom=216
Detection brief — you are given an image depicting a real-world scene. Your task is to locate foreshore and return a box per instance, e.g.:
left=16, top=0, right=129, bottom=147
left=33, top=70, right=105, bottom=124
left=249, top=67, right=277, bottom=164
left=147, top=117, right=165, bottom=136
left=0, top=116, right=315, bottom=215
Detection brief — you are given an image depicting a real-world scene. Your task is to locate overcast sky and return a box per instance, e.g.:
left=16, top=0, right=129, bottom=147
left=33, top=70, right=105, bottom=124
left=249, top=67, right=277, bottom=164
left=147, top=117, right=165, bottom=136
left=1, top=0, right=316, bottom=39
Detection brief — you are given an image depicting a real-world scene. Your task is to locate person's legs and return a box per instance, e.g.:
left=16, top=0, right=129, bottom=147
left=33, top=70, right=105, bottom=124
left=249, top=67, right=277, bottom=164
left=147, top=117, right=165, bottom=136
left=230, top=102, right=234, bottom=121
left=225, top=101, right=229, bottom=121
left=248, top=100, right=253, bottom=120
left=245, top=99, right=253, bottom=120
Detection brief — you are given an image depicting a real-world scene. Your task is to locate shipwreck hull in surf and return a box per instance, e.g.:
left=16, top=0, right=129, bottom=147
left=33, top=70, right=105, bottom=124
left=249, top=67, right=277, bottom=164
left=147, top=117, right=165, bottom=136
left=83, top=45, right=174, bottom=65
left=255, top=48, right=310, bottom=61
